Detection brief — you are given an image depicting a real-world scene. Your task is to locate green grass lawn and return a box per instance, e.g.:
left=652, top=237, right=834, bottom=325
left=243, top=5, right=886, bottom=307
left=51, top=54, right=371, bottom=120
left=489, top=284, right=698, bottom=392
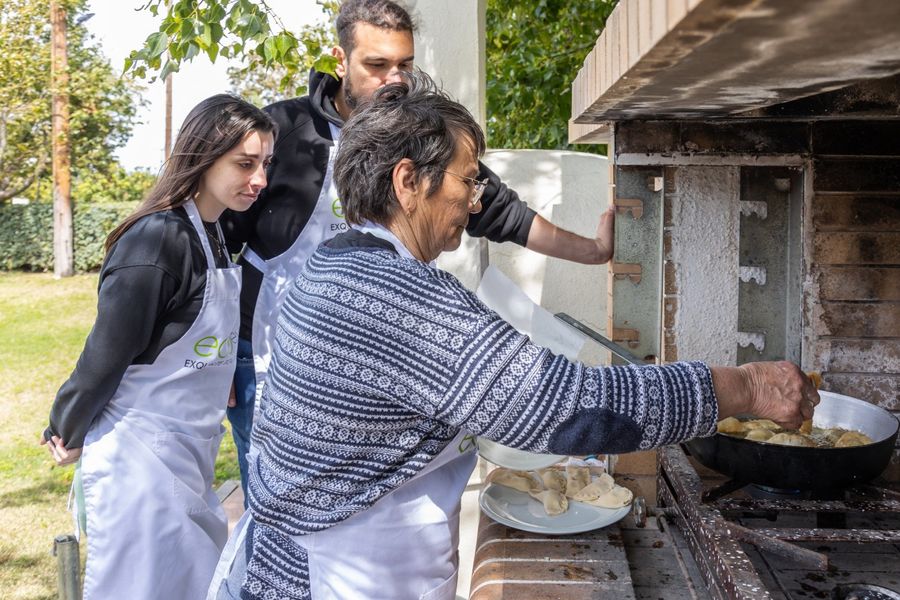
left=0, top=272, right=239, bottom=599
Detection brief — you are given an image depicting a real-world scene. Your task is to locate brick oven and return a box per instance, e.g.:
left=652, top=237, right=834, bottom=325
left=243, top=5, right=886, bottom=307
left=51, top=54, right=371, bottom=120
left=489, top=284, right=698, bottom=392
left=569, top=0, right=900, bottom=481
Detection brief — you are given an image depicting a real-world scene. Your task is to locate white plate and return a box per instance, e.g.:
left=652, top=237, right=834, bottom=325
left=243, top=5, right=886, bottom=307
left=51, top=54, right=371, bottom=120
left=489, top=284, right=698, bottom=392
left=476, top=437, right=566, bottom=470
left=479, top=482, right=631, bottom=534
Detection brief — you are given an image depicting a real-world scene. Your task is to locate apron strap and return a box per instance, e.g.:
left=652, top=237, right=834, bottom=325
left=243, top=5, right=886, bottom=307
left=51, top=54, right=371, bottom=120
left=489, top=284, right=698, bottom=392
left=239, top=246, right=267, bottom=274
left=183, top=199, right=218, bottom=270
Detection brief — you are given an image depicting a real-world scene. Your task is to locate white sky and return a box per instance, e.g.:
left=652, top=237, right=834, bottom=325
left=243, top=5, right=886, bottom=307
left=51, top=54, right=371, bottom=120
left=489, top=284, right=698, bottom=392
left=85, top=0, right=324, bottom=172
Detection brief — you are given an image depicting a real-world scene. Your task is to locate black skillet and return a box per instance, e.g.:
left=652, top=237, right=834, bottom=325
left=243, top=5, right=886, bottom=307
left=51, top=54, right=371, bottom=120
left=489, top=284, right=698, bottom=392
left=553, top=313, right=899, bottom=490
left=685, top=390, right=899, bottom=490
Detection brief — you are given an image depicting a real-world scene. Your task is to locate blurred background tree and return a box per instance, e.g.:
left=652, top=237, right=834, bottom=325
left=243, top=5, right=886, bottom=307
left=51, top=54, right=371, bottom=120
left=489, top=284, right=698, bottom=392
left=0, top=0, right=146, bottom=205
left=485, top=0, right=615, bottom=153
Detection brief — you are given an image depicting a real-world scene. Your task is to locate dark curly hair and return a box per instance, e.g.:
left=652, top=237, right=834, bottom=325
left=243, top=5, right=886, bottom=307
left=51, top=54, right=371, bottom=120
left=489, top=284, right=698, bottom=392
left=336, top=0, right=416, bottom=57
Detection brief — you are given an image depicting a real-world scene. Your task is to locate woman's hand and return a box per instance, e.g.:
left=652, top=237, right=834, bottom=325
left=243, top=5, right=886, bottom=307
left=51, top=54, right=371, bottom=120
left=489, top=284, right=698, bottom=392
left=40, top=435, right=82, bottom=466
left=739, top=361, right=820, bottom=430
left=711, top=361, right=820, bottom=430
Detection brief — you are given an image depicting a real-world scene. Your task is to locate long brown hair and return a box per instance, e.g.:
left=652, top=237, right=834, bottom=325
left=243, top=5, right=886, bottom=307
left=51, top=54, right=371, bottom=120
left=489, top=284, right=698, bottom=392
left=105, top=94, right=276, bottom=251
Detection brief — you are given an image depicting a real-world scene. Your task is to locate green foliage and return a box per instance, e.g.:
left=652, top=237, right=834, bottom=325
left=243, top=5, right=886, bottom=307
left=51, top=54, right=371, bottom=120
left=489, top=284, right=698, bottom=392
left=26, top=165, right=157, bottom=205
left=130, top=0, right=613, bottom=152
left=71, top=166, right=157, bottom=205
left=486, top=0, right=615, bottom=153
left=227, top=3, right=338, bottom=106
left=0, top=0, right=143, bottom=202
left=128, top=0, right=338, bottom=99
left=0, top=202, right=136, bottom=272
left=0, top=271, right=97, bottom=598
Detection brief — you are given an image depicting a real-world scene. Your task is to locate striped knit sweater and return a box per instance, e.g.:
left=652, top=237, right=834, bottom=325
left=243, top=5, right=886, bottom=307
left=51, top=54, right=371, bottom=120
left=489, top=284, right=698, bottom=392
left=241, top=230, right=718, bottom=599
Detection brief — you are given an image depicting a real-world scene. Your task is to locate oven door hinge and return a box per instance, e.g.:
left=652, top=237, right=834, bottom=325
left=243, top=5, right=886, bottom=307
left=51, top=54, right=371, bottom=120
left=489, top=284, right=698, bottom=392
left=610, top=262, right=642, bottom=284
left=613, top=197, right=644, bottom=219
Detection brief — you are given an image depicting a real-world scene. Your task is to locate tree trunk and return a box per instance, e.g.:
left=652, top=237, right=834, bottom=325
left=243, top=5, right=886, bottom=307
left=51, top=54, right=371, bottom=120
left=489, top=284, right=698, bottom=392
left=51, top=0, right=73, bottom=277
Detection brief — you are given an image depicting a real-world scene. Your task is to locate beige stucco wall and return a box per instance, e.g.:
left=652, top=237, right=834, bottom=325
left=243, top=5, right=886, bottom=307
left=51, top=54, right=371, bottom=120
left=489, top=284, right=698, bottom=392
left=483, top=149, right=610, bottom=366
left=409, top=0, right=486, bottom=128
left=410, top=0, right=488, bottom=291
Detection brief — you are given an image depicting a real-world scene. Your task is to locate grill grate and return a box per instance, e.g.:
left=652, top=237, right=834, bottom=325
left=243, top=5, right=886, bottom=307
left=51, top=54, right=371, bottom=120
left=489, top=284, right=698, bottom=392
left=656, top=444, right=900, bottom=600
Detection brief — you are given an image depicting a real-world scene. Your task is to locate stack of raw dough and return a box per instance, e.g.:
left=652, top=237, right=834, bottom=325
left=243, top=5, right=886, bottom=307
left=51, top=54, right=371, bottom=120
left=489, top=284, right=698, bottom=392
left=487, top=464, right=633, bottom=516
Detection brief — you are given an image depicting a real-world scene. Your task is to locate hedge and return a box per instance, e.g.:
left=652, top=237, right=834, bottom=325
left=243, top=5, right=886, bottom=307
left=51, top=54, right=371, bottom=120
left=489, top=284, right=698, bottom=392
left=0, top=202, right=137, bottom=272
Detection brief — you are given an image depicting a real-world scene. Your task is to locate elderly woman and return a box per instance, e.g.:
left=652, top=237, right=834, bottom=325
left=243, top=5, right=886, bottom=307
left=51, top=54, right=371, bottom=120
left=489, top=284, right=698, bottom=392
left=210, top=71, right=817, bottom=600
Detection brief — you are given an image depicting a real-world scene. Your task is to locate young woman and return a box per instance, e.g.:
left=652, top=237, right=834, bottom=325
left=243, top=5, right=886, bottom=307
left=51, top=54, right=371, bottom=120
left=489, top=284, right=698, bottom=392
left=41, top=94, right=275, bottom=600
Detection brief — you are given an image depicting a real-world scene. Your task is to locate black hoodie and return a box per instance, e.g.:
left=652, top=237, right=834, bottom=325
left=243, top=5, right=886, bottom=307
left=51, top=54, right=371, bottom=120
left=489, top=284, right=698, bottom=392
left=220, top=70, right=537, bottom=341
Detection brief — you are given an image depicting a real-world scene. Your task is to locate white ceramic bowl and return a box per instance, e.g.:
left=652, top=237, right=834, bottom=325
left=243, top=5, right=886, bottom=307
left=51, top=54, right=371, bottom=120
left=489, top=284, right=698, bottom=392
left=476, top=437, right=566, bottom=470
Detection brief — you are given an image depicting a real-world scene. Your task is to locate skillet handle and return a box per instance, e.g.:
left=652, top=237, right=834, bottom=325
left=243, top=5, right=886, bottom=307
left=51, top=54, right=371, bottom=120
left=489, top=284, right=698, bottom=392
left=553, top=313, right=648, bottom=365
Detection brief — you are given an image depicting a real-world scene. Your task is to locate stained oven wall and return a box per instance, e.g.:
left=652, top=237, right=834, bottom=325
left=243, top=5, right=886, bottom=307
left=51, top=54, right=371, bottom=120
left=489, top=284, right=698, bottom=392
left=807, top=121, right=900, bottom=480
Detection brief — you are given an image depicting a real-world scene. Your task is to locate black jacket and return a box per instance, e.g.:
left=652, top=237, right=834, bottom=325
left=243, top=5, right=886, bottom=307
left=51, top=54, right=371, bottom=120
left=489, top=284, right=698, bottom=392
left=45, top=208, right=228, bottom=447
left=220, top=69, right=537, bottom=341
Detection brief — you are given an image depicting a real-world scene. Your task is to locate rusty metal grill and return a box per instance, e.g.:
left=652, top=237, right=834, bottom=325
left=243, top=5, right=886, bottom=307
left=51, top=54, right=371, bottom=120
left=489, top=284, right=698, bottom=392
left=655, top=444, right=900, bottom=600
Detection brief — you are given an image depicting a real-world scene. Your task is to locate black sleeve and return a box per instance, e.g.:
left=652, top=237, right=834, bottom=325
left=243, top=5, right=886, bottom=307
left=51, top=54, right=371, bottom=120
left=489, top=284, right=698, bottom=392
left=465, top=161, right=537, bottom=246
left=44, top=264, right=179, bottom=448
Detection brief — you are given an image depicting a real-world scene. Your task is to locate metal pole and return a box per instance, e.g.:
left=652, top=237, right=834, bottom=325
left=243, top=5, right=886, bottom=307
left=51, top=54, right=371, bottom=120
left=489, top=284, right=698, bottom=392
left=51, top=0, right=74, bottom=277
left=164, top=0, right=173, bottom=161
left=53, top=534, right=82, bottom=600
left=164, top=73, right=173, bottom=160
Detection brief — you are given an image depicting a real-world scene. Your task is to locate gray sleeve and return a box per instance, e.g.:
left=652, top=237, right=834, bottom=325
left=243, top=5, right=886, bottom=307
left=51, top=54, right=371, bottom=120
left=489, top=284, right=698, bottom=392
left=44, top=265, right=177, bottom=448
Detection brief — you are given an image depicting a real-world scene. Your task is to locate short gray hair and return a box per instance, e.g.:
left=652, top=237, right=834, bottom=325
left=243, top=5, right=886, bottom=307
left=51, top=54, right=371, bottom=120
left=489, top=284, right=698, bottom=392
left=334, top=70, right=486, bottom=226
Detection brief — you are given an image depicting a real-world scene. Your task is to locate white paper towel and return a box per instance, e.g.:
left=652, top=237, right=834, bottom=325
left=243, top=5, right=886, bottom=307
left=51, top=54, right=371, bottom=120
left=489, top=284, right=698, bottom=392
left=476, top=266, right=586, bottom=361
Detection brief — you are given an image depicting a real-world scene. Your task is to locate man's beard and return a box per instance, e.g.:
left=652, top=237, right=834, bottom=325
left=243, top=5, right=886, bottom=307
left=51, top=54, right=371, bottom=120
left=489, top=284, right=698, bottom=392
left=343, top=73, right=359, bottom=111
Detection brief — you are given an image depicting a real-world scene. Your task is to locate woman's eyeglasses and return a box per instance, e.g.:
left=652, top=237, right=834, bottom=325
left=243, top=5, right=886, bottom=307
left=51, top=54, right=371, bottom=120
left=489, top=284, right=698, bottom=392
left=442, top=170, right=489, bottom=207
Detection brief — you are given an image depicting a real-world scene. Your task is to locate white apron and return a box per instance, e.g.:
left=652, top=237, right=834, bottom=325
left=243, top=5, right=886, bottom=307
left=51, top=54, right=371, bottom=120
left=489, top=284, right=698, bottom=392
left=79, top=199, right=240, bottom=600
left=242, top=122, right=346, bottom=402
left=298, top=432, right=477, bottom=600
left=211, top=434, right=476, bottom=600
left=209, top=224, right=475, bottom=600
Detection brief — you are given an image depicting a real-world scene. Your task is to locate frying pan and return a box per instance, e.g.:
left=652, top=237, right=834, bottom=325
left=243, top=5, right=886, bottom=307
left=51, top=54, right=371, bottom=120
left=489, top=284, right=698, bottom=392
left=685, top=390, right=899, bottom=490
left=552, top=314, right=899, bottom=490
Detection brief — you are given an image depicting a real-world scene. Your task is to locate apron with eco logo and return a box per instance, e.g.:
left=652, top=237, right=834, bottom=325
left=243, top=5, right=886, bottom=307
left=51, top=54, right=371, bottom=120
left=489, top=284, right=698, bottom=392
left=241, top=122, right=346, bottom=402
left=78, top=199, right=240, bottom=600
